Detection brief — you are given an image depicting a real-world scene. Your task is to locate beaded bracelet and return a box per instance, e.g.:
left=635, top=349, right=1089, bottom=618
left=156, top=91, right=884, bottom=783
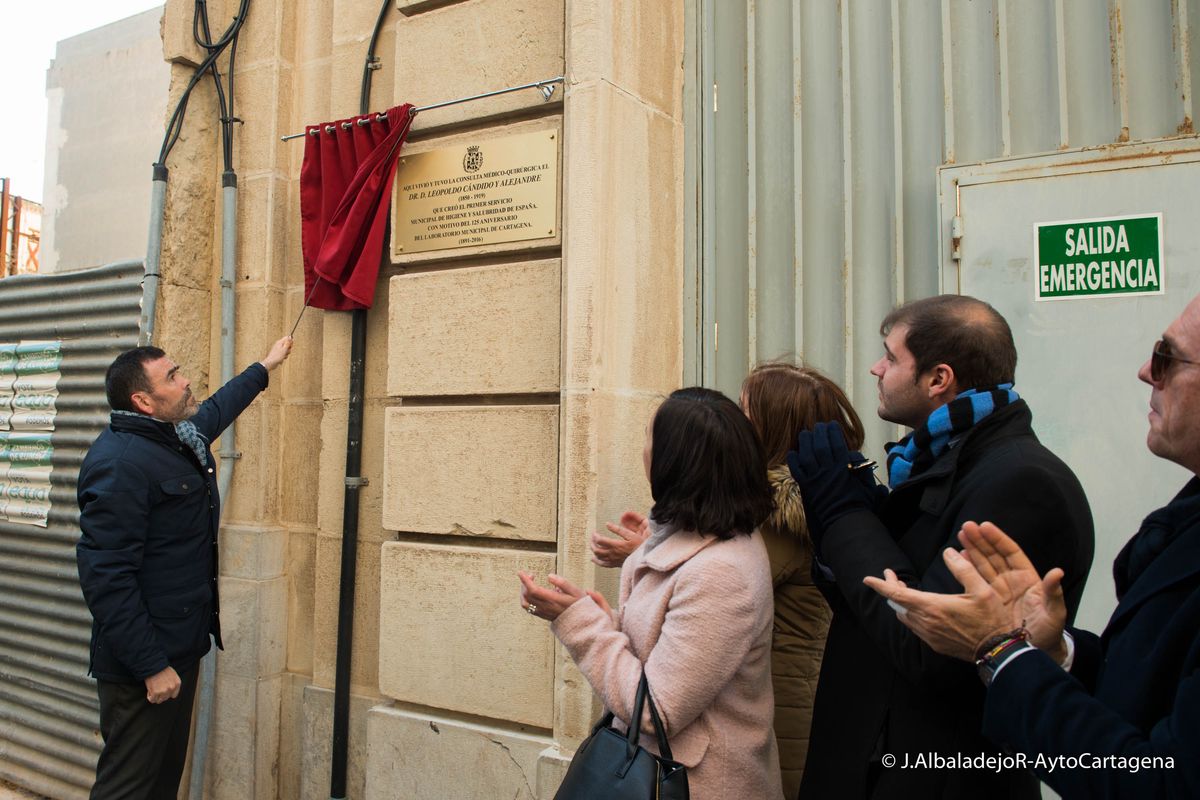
left=975, top=628, right=1033, bottom=687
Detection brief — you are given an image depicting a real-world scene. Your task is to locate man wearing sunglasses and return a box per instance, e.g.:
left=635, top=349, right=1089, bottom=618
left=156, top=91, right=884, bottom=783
left=863, top=296, right=1200, bottom=797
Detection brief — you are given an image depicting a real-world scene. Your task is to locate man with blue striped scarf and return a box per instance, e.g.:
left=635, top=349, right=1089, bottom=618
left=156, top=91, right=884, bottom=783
left=789, top=294, right=1095, bottom=800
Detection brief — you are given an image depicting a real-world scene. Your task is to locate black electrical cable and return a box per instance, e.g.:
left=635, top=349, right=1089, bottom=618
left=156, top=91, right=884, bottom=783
left=195, top=6, right=230, bottom=169
left=191, top=0, right=247, bottom=51
left=194, top=0, right=245, bottom=172
left=156, top=0, right=249, bottom=168
left=360, top=0, right=392, bottom=112
left=157, top=45, right=221, bottom=164
left=331, top=7, right=394, bottom=798
left=225, top=31, right=240, bottom=169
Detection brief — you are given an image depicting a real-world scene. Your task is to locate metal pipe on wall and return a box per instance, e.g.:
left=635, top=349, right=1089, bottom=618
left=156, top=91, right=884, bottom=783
left=330, top=309, right=366, bottom=800
left=137, top=157, right=238, bottom=799
left=187, top=169, right=239, bottom=800
left=140, top=164, right=168, bottom=345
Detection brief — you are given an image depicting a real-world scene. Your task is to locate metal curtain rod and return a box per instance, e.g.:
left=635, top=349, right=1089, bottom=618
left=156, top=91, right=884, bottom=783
left=280, top=76, right=565, bottom=141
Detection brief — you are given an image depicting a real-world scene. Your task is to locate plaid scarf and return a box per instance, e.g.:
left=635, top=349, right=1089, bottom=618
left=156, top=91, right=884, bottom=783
left=112, top=409, right=209, bottom=467
left=885, top=384, right=1018, bottom=488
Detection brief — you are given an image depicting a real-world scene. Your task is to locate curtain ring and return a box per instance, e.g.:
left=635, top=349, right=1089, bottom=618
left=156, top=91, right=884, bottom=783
left=325, top=125, right=335, bottom=134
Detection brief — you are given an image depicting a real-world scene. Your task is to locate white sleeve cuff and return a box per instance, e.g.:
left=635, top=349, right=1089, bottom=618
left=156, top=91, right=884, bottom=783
left=989, top=631, right=1074, bottom=683
left=1059, top=630, right=1075, bottom=671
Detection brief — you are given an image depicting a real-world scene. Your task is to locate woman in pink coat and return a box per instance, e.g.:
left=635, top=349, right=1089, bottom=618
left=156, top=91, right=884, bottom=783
left=519, top=387, right=785, bottom=800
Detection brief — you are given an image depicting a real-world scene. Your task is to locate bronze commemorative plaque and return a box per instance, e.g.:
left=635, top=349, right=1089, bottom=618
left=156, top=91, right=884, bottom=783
left=393, top=129, right=558, bottom=255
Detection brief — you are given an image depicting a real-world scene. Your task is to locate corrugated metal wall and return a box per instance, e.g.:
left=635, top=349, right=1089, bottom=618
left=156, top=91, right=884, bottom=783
left=0, top=261, right=144, bottom=799
left=691, top=0, right=1199, bottom=449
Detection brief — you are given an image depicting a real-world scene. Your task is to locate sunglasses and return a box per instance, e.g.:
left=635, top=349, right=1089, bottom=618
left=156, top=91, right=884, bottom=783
left=1150, top=339, right=1200, bottom=382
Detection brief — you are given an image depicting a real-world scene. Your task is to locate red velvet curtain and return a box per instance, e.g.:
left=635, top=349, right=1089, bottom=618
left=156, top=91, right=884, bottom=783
left=299, top=103, right=414, bottom=310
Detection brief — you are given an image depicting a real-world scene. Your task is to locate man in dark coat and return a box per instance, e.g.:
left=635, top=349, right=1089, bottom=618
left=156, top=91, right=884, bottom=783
left=788, top=295, right=1095, bottom=799
left=76, top=336, right=292, bottom=799
left=865, top=294, right=1200, bottom=798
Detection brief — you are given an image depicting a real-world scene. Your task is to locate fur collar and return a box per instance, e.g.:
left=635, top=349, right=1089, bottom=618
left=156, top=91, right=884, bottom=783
left=765, top=465, right=809, bottom=542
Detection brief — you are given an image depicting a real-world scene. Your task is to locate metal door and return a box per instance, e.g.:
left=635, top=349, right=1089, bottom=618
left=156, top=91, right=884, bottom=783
left=939, top=139, right=1200, bottom=632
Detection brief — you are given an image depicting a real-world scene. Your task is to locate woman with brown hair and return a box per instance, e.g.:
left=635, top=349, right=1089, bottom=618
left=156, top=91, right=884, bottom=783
left=592, top=364, right=867, bottom=797
left=739, top=362, right=866, bottom=798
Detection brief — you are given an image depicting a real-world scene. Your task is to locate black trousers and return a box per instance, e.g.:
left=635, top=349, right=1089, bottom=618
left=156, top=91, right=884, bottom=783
left=90, top=665, right=200, bottom=800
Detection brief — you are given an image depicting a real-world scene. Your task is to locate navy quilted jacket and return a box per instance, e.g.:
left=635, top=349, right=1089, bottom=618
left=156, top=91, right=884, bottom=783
left=76, top=364, right=267, bottom=683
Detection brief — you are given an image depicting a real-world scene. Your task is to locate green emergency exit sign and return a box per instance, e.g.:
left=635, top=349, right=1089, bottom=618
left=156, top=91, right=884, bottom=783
left=1034, top=213, right=1163, bottom=300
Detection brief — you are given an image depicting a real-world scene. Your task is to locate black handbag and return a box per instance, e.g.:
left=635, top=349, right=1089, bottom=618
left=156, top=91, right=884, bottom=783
left=554, top=671, right=689, bottom=800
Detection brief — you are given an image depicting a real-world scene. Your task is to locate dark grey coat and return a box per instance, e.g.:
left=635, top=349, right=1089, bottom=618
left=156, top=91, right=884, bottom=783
left=800, top=400, right=1095, bottom=800
left=984, top=478, right=1200, bottom=798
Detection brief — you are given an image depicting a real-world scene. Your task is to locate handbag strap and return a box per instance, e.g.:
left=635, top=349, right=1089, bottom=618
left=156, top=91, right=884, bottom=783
left=591, top=710, right=616, bottom=737
left=625, top=670, right=648, bottom=753
left=640, top=671, right=675, bottom=762
left=613, top=670, right=676, bottom=762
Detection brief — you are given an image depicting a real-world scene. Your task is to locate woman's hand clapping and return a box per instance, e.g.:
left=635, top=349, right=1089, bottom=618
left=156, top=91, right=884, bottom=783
left=591, top=510, right=651, bottom=568
left=518, top=572, right=586, bottom=621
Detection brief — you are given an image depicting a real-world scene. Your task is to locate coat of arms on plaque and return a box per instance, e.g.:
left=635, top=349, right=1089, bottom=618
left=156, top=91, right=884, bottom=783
left=463, top=145, right=483, bottom=173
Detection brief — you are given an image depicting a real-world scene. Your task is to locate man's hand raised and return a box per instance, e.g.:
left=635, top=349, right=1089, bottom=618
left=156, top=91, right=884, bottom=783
left=259, top=336, right=294, bottom=372
left=957, top=521, right=1069, bottom=659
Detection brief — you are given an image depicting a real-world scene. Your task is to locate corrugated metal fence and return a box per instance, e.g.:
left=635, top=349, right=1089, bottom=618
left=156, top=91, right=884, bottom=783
left=0, top=261, right=144, bottom=799
left=690, top=0, right=1199, bottom=450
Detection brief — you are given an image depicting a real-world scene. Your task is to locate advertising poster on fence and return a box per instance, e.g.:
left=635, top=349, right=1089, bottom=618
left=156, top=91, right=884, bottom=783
left=0, top=341, right=61, bottom=527
left=0, top=344, right=16, bottom=431
left=11, top=341, right=61, bottom=431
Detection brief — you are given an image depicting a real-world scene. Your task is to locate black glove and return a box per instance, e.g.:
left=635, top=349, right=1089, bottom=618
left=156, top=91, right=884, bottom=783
left=786, top=421, right=887, bottom=553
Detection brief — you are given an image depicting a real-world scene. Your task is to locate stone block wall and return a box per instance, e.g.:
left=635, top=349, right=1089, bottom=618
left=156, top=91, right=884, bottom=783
left=158, top=2, right=303, bottom=799
left=366, top=6, right=568, bottom=793
left=156, top=0, right=684, bottom=797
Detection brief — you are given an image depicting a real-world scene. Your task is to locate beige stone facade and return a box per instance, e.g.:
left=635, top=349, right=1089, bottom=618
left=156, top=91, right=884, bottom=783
left=151, top=0, right=684, bottom=797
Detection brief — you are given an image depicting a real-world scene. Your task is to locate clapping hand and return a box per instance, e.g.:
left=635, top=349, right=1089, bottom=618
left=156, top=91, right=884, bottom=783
left=863, top=521, right=1068, bottom=662
left=956, top=521, right=1068, bottom=657
left=518, top=572, right=586, bottom=621
left=591, top=510, right=650, bottom=568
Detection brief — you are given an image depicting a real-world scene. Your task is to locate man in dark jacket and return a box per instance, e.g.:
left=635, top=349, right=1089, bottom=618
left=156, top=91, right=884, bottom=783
left=77, top=335, right=292, bottom=799
left=865, top=294, right=1200, bottom=798
left=787, top=295, right=1095, bottom=799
